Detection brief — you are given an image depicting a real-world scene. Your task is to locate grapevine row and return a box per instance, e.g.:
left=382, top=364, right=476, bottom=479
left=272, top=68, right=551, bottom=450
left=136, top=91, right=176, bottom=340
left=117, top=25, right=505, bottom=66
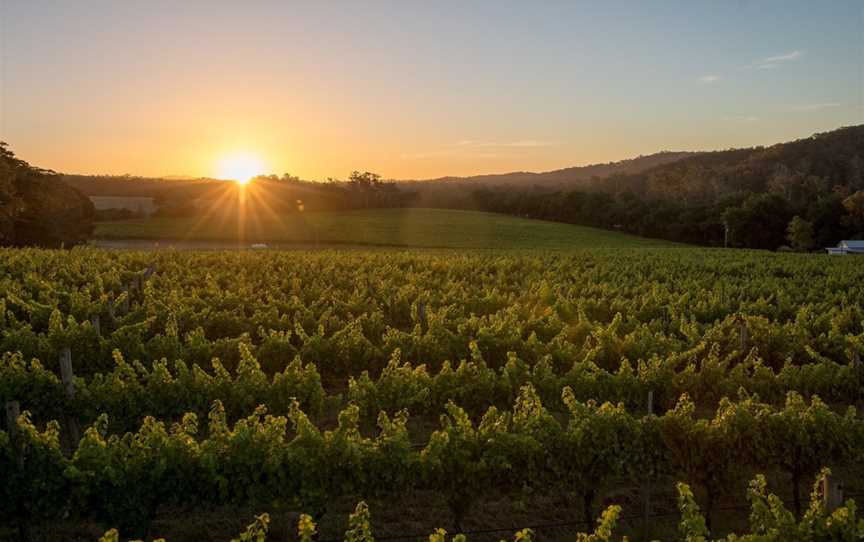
left=2, top=249, right=863, bottom=383
left=96, top=472, right=864, bottom=542
left=3, top=386, right=862, bottom=537
left=2, top=339, right=861, bottom=436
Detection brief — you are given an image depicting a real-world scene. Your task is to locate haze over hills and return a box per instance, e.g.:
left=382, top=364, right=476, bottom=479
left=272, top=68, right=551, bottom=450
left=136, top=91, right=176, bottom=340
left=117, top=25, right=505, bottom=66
left=59, top=123, right=857, bottom=196
left=398, top=151, right=698, bottom=187
left=60, top=150, right=699, bottom=195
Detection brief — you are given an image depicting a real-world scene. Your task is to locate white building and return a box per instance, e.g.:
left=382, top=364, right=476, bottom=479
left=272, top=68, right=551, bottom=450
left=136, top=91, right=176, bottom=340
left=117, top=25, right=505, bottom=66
left=826, top=240, right=864, bottom=255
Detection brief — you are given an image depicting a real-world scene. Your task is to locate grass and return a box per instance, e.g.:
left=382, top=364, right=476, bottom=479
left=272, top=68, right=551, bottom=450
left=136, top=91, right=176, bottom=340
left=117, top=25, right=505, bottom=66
left=93, top=208, right=680, bottom=249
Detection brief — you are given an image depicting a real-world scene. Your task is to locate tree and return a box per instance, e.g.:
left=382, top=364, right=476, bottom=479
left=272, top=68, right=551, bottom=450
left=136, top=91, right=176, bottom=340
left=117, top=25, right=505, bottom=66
left=723, top=193, right=791, bottom=250
left=842, top=191, right=864, bottom=237
left=347, top=171, right=383, bottom=209
left=848, top=155, right=864, bottom=191
left=786, top=216, right=815, bottom=251
left=806, top=194, right=849, bottom=248
left=0, top=142, right=94, bottom=247
left=843, top=190, right=864, bottom=220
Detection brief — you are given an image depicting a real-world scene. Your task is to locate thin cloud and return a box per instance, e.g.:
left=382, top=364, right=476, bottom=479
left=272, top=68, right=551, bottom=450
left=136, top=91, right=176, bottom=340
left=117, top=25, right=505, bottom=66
left=404, top=140, right=552, bottom=160
left=725, top=115, right=759, bottom=122
left=402, top=150, right=503, bottom=160
left=400, top=150, right=454, bottom=160
left=763, top=50, right=803, bottom=63
left=788, top=102, right=842, bottom=112
left=754, top=50, right=803, bottom=70
left=456, top=140, right=554, bottom=148
left=698, top=75, right=721, bottom=83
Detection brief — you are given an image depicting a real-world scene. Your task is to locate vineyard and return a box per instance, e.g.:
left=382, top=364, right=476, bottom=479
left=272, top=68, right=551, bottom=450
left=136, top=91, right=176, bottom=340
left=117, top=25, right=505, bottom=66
left=1, top=247, right=863, bottom=540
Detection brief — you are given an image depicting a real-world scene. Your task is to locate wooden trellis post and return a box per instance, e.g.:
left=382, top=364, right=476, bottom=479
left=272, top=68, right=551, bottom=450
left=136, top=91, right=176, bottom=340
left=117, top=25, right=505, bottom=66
left=59, top=348, right=81, bottom=445
left=739, top=319, right=749, bottom=352
left=5, top=401, right=22, bottom=468
left=120, top=285, right=130, bottom=313
left=107, top=296, right=116, bottom=325
left=90, top=314, right=101, bottom=337
left=418, top=302, right=428, bottom=333
left=822, top=474, right=843, bottom=512
left=128, top=277, right=138, bottom=305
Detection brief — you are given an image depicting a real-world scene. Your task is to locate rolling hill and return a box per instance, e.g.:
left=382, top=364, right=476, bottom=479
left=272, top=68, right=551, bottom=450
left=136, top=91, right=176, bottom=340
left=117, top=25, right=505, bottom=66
left=400, top=151, right=697, bottom=187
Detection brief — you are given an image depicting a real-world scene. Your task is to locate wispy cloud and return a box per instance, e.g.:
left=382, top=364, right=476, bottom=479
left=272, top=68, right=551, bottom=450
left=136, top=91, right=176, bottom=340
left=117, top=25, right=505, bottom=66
left=402, top=150, right=503, bottom=160
left=763, top=50, right=803, bottom=63
left=788, top=102, right=842, bottom=112
left=456, top=140, right=554, bottom=148
left=725, top=115, right=759, bottom=122
left=698, top=75, right=721, bottom=83
left=400, top=150, right=454, bottom=160
left=403, top=140, right=552, bottom=160
left=754, top=50, right=803, bottom=70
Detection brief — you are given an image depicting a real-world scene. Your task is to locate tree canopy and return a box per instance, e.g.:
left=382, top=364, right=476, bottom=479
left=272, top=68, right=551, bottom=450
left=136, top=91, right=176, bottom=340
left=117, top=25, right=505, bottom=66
left=0, top=143, right=94, bottom=247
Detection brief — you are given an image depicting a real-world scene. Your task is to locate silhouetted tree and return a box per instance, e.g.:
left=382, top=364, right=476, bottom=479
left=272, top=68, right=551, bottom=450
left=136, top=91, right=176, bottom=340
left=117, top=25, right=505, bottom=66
left=0, top=142, right=94, bottom=247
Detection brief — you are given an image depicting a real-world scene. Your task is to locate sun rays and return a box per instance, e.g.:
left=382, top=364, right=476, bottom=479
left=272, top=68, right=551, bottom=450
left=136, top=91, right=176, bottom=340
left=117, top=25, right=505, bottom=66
left=216, top=153, right=267, bottom=185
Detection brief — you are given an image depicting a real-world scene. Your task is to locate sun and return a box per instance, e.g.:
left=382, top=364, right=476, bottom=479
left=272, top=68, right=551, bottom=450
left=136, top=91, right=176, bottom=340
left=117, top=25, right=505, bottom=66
left=217, top=152, right=267, bottom=184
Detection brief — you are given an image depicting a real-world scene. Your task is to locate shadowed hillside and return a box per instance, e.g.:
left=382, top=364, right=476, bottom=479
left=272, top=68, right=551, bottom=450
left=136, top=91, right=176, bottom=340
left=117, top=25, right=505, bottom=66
left=402, top=151, right=696, bottom=187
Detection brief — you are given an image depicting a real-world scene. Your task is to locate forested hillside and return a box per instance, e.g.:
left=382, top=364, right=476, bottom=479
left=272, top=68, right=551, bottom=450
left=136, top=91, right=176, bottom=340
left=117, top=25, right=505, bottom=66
left=473, top=125, right=864, bottom=249
left=403, top=151, right=696, bottom=187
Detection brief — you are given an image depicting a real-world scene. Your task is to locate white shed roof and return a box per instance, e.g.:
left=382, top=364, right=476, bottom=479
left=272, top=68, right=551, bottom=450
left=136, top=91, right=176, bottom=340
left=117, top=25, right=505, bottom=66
left=839, top=240, right=864, bottom=248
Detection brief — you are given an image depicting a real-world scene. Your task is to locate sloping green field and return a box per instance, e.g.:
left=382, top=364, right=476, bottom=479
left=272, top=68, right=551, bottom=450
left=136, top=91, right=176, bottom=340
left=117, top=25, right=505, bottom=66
left=93, top=208, right=680, bottom=249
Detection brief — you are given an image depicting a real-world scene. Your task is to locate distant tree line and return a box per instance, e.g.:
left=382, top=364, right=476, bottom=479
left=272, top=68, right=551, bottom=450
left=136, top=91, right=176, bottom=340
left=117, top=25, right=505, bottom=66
left=138, top=171, right=419, bottom=219
left=0, top=143, right=93, bottom=247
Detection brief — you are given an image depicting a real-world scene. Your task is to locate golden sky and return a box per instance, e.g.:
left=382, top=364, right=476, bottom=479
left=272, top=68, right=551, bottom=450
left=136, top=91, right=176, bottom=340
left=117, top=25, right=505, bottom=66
left=1, top=1, right=861, bottom=181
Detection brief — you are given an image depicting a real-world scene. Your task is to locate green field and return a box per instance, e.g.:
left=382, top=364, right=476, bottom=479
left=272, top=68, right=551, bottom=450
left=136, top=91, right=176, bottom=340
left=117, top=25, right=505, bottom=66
left=92, top=208, right=680, bottom=249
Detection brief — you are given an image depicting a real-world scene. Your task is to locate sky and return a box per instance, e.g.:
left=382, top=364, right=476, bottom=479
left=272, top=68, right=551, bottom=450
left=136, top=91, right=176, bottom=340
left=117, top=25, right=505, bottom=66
left=0, top=0, right=862, bottom=180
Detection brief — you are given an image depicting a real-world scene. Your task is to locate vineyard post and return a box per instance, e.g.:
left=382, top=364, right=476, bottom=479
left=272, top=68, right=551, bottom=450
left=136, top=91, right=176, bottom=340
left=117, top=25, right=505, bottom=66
left=5, top=401, right=22, bottom=468
left=418, top=302, right=428, bottom=333
left=855, top=352, right=863, bottom=414
left=641, top=390, right=654, bottom=529
left=130, top=276, right=141, bottom=303
left=822, top=474, right=843, bottom=512
left=90, top=314, right=101, bottom=338
left=121, top=285, right=130, bottom=313
left=59, top=348, right=81, bottom=445
left=739, top=320, right=749, bottom=352
left=107, top=296, right=116, bottom=326
left=5, top=400, right=31, bottom=542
